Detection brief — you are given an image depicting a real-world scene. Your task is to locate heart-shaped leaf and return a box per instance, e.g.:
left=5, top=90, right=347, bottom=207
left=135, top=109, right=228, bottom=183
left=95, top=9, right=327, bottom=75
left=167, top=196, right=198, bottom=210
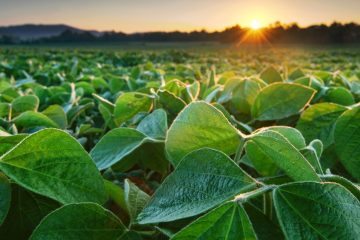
left=296, top=103, right=346, bottom=147
left=274, top=182, right=360, bottom=240
left=260, top=66, right=283, bottom=83
left=252, top=83, right=315, bottom=121
left=0, top=129, right=107, bottom=204
left=246, top=130, right=320, bottom=181
left=114, top=92, right=153, bottom=126
left=137, top=148, right=257, bottom=224
left=165, top=101, right=241, bottom=166
left=137, top=109, right=168, bottom=140
left=90, top=128, right=159, bottom=170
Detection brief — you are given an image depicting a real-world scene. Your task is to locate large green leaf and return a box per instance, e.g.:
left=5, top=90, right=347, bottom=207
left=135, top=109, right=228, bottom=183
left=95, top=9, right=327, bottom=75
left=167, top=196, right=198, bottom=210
left=296, top=103, right=346, bottom=147
left=246, top=130, right=320, bottom=181
left=274, top=182, right=360, bottom=240
left=0, top=129, right=107, bottom=204
left=90, top=127, right=157, bottom=170
left=172, top=202, right=256, bottom=240
left=334, top=106, right=360, bottom=180
left=252, top=83, right=315, bottom=121
left=137, top=148, right=257, bottom=224
left=0, top=173, right=11, bottom=225
left=114, top=92, right=153, bottom=126
left=165, top=101, right=241, bottom=166
left=30, top=203, right=128, bottom=240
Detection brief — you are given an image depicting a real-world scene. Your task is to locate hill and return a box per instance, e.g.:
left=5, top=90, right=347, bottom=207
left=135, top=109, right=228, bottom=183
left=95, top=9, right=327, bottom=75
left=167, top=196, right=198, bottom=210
left=0, top=24, right=99, bottom=40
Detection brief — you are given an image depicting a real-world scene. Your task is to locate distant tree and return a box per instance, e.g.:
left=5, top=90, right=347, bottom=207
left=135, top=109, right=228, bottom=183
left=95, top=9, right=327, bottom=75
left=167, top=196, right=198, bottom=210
left=19, top=21, right=360, bottom=45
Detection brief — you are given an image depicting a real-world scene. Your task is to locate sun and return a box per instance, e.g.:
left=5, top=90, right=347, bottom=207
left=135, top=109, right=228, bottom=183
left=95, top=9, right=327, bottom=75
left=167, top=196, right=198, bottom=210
left=251, top=20, right=261, bottom=30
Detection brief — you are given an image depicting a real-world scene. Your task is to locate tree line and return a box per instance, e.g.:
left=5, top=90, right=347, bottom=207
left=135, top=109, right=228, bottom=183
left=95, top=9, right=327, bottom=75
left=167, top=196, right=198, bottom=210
left=1, top=22, right=360, bottom=45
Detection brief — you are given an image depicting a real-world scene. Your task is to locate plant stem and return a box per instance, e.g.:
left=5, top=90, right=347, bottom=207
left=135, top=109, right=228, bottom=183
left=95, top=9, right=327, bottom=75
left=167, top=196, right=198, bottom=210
left=234, top=137, right=246, bottom=164
left=233, top=184, right=276, bottom=203
left=263, top=192, right=273, bottom=219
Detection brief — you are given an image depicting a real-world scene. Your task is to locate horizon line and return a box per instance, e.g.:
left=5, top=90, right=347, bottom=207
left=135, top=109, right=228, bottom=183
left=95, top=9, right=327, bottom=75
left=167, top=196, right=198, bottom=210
left=1, top=20, right=360, bottom=34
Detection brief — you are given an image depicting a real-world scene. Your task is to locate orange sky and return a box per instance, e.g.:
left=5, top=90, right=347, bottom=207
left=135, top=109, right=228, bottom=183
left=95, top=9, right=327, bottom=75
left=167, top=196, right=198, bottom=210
left=1, top=0, right=359, bottom=32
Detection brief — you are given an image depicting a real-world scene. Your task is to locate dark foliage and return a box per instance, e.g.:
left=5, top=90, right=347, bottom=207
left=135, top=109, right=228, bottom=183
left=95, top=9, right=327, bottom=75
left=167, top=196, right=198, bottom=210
left=1, top=22, right=360, bottom=45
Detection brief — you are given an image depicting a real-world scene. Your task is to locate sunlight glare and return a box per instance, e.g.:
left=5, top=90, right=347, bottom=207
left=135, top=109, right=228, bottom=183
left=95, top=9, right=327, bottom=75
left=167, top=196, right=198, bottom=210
left=251, top=20, right=261, bottom=30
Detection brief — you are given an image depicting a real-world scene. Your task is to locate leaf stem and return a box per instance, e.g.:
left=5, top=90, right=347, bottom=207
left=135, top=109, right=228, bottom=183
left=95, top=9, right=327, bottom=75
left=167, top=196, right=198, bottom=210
left=234, top=137, right=246, bottom=164
left=233, top=184, right=276, bottom=203
left=263, top=192, right=273, bottom=219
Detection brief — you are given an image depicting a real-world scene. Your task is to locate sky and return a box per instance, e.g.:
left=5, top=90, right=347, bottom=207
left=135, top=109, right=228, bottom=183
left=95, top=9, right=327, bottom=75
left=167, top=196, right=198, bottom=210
left=1, top=0, right=360, bottom=33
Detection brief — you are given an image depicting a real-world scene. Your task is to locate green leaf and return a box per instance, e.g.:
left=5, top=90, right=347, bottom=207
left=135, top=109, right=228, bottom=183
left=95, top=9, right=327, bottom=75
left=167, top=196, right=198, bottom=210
left=300, top=140, right=324, bottom=174
left=137, top=148, right=257, bottom=224
left=259, top=126, right=306, bottom=149
left=67, top=102, right=95, bottom=126
left=246, top=130, right=320, bottom=181
left=0, top=173, right=11, bottom=225
left=230, top=78, right=263, bottom=115
left=165, top=101, right=241, bottom=166
left=244, top=204, right=284, bottom=240
left=0, top=184, right=59, bottom=240
left=12, top=111, right=59, bottom=128
left=12, top=95, right=39, bottom=114
left=124, top=179, right=150, bottom=223
left=90, top=128, right=156, bottom=170
left=260, top=66, right=282, bottom=83
left=171, top=202, right=256, bottom=240
left=0, top=103, right=10, bottom=117
left=42, top=105, right=68, bottom=129
left=0, top=134, right=27, bottom=156
left=0, top=129, right=106, bottom=204
left=104, top=180, right=128, bottom=214
left=137, top=109, right=168, bottom=140
left=324, top=87, right=355, bottom=106
left=334, top=106, right=360, bottom=181
left=114, top=92, right=153, bottom=126
left=294, top=76, right=324, bottom=102
left=252, top=83, right=315, bottom=121
left=296, top=102, right=346, bottom=147
left=288, top=68, right=305, bottom=80
left=30, top=203, right=128, bottom=240
left=274, top=182, right=360, bottom=240
left=246, top=127, right=306, bottom=176
left=320, top=174, right=360, bottom=200
left=157, top=90, right=186, bottom=116
left=114, top=142, right=168, bottom=174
